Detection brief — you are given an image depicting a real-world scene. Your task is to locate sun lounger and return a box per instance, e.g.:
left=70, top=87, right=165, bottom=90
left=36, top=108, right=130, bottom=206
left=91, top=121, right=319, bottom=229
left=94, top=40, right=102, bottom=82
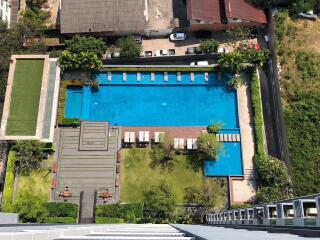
left=164, top=72, right=168, bottom=81
left=123, top=72, right=127, bottom=81
left=190, top=72, right=195, bottom=82
left=129, top=132, right=135, bottom=143
left=124, top=132, right=130, bottom=143
left=223, top=134, right=228, bottom=142
left=287, top=209, right=294, bottom=217
left=179, top=138, right=185, bottom=149
left=187, top=138, right=193, bottom=150
left=154, top=132, right=165, bottom=143
left=137, top=72, right=141, bottom=81
left=192, top=138, right=197, bottom=149
left=174, top=138, right=180, bottom=149
left=139, top=131, right=149, bottom=142
left=205, top=72, right=209, bottom=81
left=231, top=134, right=236, bottom=142
left=177, top=72, right=181, bottom=82
left=139, top=131, right=144, bottom=142
left=144, top=131, right=149, bottom=142
left=107, top=72, right=112, bottom=81
left=306, top=208, right=317, bottom=217
left=219, top=134, right=224, bottom=142
left=151, top=72, right=155, bottom=81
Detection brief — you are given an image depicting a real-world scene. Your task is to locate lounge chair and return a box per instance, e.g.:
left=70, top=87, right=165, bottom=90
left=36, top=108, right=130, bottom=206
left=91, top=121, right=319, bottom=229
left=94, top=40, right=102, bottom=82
left=144, top=131, right=149, bottom=142
left=187, top=138, right=193, bottom=150
left=129, top=132, right=135, bottom=143
left=139, top=131, right=149, bottom=142
left=228, top=134, right=232, bottom=142
left=174, top=138, right=180, bottom=149
left=216, top=134, right=220, bottom=141
left=190, top=72, right=195, bottom=82
left=179, top=138, right=185, bottom=149
left=236, top=134, right=241, bottom=142
left=124, top=132, right=130, bottom=143
left=192, top=139, right=197, bottom=149
left=177, top=72, right=181, bottom=81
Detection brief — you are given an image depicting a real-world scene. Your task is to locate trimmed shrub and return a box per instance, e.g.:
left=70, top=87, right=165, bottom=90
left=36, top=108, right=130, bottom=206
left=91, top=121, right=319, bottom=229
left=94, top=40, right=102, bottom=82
left=95, top=217, right=125, bottom=224
left=2, top=151, right=16, bottom=212
left=44, top=217, right=77, bottom=224
left=44, top=202, right=78, bottom=218
left=199, top=39, right=219, bottom=54
left=96, top=203, right=143, bottom=220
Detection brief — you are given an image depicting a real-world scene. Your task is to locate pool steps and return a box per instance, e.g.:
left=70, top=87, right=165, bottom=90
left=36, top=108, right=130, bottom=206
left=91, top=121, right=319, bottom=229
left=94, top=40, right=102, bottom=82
left=216, top=134, right=241, bottom=142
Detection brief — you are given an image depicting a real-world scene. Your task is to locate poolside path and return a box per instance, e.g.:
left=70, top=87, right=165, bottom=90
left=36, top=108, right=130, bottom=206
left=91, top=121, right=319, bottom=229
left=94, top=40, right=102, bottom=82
left=230, top=80, right=257, bottom=204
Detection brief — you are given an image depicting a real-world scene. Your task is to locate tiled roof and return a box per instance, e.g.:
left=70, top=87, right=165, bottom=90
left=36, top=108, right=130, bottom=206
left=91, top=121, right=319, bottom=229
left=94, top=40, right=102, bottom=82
left=187, top=0, right=222, bottom=23
left=60, top=0, right=147, bottom=34
left=224, top=0, right=267, bottom=24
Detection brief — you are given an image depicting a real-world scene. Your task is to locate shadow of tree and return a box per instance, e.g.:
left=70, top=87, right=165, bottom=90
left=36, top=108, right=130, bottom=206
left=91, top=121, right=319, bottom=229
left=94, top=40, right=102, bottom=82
left=185, top=152, right=205, bottom=172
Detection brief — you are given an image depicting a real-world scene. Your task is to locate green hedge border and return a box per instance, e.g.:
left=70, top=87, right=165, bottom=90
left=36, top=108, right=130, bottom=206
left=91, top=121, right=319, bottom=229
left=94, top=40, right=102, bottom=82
left=44, top=217, right=77, bottom=224
left=2, top=151, right=16, bottom=212
left=95, top=217, right=125, bottom=224
left=102, top=67, right=218, bottom=72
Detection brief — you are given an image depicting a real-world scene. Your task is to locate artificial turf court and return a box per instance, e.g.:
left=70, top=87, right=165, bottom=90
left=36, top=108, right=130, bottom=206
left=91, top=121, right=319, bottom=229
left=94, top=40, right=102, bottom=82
left=6, top=59, right=44, bottom=136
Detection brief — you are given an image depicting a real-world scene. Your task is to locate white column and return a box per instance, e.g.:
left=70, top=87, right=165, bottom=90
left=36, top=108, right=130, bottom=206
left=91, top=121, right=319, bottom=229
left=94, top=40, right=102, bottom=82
left=293, top=200, right=304, bottom=227
left=276, top=203, right=285, bottom=226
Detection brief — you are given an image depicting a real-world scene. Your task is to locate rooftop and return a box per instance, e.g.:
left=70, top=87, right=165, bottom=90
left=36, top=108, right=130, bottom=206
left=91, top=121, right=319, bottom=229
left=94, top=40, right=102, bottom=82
left=60, top=0, right=147, bottom=34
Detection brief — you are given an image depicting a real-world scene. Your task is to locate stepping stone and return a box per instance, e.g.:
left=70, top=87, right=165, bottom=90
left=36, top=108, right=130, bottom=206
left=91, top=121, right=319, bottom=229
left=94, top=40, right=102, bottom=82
left=216, top=134, right=219, bottom=141
left=151, top=72, right=155, bottom=81
left=123, top=72, right=127, bottom=81
left=228, top=134, right=232, bottom=142
left=177, top=72, right=181, bottom=81
left=164, top=72, right=168, bottom=81
left=236, top=134, right=241, bottom=142
left=232, top=134, right=236, bottom=142
left=137, top=72, right=141, bottom=81
left=107, top=72, right=112, bottom=81
left=205, top=72, right=209, bottom=81
left=191, top=72, right=195, bottom=82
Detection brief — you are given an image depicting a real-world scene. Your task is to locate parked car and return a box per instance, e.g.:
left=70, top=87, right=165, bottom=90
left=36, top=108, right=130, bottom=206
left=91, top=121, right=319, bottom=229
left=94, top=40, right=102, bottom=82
left=169, top=33, right=187, bottom=41
left=133, top=34, right=143, bottom=43
left=155, top=49, right=175, bottom=56
left=186, top=47, right=199, bottom=54
left=144, top=51, right=153, bottom=57
left=112, top=52, right=120, bottom=58
left=195, top=30, right=212, bottom=39
left=190, top=61, right=209, bottom=66
left=298, top=11, right=317, bottom=20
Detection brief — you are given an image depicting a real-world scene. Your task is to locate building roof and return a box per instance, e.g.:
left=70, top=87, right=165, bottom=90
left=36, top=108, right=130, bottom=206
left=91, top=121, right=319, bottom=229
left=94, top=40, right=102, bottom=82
left=224, top=0, right=267, bottom=24
left=187, top=0, right=222, bottom=23
left=60, top=0, right=147, bottom=34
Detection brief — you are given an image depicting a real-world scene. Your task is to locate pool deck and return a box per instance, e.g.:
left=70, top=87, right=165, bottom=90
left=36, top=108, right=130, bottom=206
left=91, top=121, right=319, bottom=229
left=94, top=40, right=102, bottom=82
left=230, top=80, right=257, bottom=204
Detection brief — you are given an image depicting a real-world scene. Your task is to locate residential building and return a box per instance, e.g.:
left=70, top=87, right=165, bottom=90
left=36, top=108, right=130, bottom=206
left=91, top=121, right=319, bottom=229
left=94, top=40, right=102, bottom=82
left=187, top=0, right=267, bottom=32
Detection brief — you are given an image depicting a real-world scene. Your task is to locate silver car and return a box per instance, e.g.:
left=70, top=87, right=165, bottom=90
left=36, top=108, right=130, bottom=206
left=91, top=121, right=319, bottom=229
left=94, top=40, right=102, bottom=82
left=169, top=33, right=187, bottom=41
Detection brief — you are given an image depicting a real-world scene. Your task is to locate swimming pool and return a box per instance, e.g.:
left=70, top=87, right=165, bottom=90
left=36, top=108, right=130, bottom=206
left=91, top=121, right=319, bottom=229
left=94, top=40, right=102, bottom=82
left=65, top=71, right=239, bottom=127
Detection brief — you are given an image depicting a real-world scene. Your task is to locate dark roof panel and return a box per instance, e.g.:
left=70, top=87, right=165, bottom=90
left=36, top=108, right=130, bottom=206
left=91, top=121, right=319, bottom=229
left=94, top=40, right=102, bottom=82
left=187, top=0, right=222, bottom=23
left=224, top=0, right=267, bottom=24
left=60, top=0, right=147, bottom=34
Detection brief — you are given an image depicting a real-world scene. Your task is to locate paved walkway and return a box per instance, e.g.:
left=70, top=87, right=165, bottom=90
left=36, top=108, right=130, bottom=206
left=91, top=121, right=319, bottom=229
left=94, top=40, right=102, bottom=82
left=53, top=123, right=120, bottom=204
left=231, top=78, right=257, bottom=204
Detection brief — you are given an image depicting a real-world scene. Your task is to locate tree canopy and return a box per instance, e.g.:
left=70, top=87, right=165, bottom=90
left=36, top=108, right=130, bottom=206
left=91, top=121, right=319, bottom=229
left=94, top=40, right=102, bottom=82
left=116, top=36, right=142, bottom=58
left=197, top=133, right=220, bottom=159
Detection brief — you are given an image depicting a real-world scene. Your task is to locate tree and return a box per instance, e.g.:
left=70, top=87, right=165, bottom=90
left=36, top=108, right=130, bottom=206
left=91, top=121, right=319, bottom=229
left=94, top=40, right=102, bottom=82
left=64, top=35, right=106, bottom=57
left=13, top=191, right=48, bottom=223
left=143, top=181, right=176, bottom=218
left=197, top=133, right=219, bottom=159
left=199, top=39, right=219, bottom=54
left=207, top=123, right=223, bottom=134
left=150, top=134, right=175, bottom=171
left=13, top=140, right=47, bottom=173
left=116, top=36, right=142, bottom=58
left=228, top=74, right=243, bottom=89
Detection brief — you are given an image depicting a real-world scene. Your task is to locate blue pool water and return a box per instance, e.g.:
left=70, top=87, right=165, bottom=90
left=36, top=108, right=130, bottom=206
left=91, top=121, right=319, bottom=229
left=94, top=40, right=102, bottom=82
left=204, top=142, right=243, bottom=176
left=65, top=72, right=238, bottom=127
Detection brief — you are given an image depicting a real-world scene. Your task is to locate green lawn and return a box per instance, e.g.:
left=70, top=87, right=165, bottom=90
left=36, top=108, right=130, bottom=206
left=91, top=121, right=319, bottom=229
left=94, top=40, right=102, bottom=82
left=15, top=157, right=52, bottom=201
left=6, top=59, right=44, bottom=136
left=120, top=148, right=205, bottom=203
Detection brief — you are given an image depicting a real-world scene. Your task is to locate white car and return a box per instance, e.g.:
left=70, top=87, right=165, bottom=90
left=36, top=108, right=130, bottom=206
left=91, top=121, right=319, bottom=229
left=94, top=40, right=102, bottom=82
left=190, top=61, right=209, bottom=66
left=298, top=11, right=317, bottom=20
left=169, top=33, right=187, bottom=41
left=155, top=49, right=175, bottom=56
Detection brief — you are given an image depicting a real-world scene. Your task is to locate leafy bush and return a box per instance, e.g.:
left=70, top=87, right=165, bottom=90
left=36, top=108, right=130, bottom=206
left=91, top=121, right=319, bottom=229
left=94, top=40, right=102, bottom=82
left=64, top=35, right=106, bottom=57
left=13, top=191, right=48, bottom=223
left=116, top=36, right=142, bottom=58
left=95, top=217, right=125, bottom=224
left=96, top=203, right=143, bottom=220
left=13, top=141, right=47, bottom=172
left=207, top=123, right=223, bottom=134
left=143, top=181, right=176, bottom=218
left=2, top=151, right=16, bottom=212
left=44, top=217, right=77, bottom=224
left=295, top=51, right=320, bottom=81
left=60, top=118, right=81, bottom=127
left=199, top=39, right=219, bottom=54
left=150, top=134, right=175, bottom=170
left=44, top=202, right=78, bottom=218
left=228, top=74, right=243, bottom=89
left=197, top=133, right=219, bottom=159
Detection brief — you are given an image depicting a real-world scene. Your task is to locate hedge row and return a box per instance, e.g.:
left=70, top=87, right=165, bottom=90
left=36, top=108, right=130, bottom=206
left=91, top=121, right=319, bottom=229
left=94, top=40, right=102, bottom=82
left=44, top=217, right=77, bottom=224
left=96, top=203, right=143, bottom=219
left=103, top=67, right=218, bottom=72
left=250, top=70, right=266, bottom=161
left=44, top=202, right=78, bottom=218
left=2, top=151, right=16, bottom=212
left=95, top=217, right=125, bottom=224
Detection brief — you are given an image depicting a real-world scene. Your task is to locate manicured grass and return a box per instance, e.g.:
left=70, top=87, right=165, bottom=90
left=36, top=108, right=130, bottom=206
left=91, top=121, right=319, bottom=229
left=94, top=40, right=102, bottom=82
left=16, top=157, right=52, bottom=201
left=2, top=151, right=16, bottom=212
left=120, top=148, right=204, bottom=203
left=6, top=59, right=44, bottom=136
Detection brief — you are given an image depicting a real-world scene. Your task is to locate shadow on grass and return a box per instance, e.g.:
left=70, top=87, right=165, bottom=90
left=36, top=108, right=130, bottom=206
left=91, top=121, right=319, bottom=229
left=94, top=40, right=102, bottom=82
left=185, top=152, right=205, bottom=172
